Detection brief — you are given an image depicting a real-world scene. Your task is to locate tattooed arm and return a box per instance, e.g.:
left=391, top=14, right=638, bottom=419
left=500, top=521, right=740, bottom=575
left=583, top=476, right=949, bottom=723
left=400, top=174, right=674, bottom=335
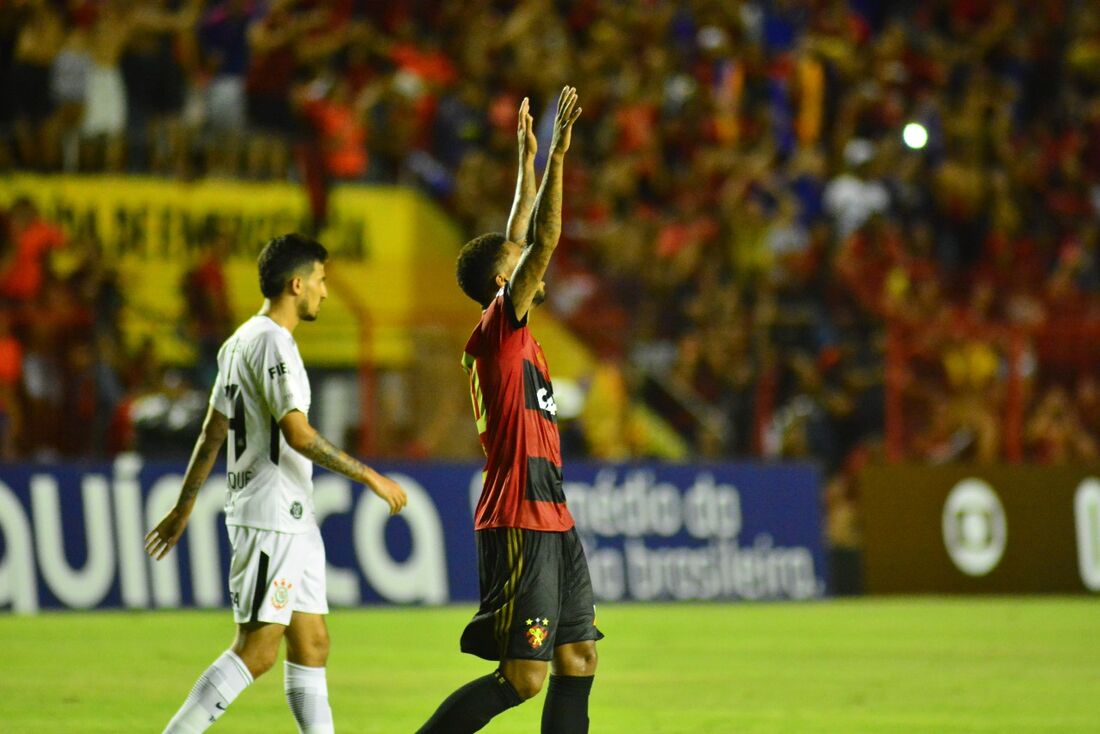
left=509, top=86, right=581, bottom=321
left=280, top=410, right=407, bottom=514
left=506, top=97, right=538, bottom=247
left=145, top=407, right=229, bottom=560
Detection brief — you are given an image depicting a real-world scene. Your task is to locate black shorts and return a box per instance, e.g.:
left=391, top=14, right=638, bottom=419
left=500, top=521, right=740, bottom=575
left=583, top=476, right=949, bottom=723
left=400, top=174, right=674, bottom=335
left=461, top=527, right=604, bottom=662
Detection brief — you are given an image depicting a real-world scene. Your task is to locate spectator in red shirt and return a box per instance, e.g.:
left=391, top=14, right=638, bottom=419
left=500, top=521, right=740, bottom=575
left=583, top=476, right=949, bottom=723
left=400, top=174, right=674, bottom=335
left=0, top=198, right=65, bottom=304
left=0, top=310, right=23, bottom=459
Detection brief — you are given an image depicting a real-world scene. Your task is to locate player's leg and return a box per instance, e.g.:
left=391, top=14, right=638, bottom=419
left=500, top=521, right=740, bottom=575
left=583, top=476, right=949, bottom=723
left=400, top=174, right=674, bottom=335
left=415, top=664, right=528, bottom=734
left=284, top=613, right=334, bottom=734
left=541, top=528, right=603, bottom=734
left=542, top=641, right=597, bottom=733
left=161, top=622, right=284, bottom=733
left=416, top=528, right=540, bottom=733
left=282, top=526, right=335, bottom=734
left=161, top=527, right=289, bottom=733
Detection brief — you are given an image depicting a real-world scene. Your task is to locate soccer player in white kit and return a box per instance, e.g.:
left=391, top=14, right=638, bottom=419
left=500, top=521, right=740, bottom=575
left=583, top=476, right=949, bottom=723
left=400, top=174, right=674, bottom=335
left=145, top=233, right=408, bottom=734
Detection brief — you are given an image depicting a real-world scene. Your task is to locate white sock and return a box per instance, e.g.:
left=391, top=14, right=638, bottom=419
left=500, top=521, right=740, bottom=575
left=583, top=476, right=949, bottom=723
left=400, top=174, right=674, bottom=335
left=163, top=650, right=254, bottom=733
left=285, top=661, right=335, bottom=734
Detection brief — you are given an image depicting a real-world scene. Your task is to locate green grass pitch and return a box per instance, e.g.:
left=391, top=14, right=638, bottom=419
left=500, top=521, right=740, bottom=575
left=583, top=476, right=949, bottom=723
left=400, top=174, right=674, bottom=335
left=2, top=598, right=1098, bottom=733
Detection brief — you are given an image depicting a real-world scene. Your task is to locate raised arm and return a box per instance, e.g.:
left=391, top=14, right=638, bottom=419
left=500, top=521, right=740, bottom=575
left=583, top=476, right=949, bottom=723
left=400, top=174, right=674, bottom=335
left=506, top=97, right=538, bottom=246
left=278, top=410, right=407, bottom=514
left=509, top=86, right=581, bottom=320
left=145, top=406, right=229, bottom=560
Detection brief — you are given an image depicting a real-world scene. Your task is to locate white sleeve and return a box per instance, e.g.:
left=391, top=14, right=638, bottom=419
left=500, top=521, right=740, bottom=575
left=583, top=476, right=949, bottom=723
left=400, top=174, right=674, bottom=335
left=209, top=344, right=230, bottom=415
left=250, top=332, right=309, bottom=421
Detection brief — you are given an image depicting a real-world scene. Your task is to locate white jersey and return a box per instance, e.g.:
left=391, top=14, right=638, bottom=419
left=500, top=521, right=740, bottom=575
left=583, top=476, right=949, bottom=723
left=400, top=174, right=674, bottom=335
left=210, top=315, right=315, bottom=533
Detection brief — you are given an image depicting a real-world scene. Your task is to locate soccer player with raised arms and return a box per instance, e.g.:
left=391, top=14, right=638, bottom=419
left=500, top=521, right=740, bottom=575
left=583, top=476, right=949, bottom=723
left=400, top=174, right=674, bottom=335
left=145, top=233, right=408, bottom=733
left=416, top=86, right=601, bottom=733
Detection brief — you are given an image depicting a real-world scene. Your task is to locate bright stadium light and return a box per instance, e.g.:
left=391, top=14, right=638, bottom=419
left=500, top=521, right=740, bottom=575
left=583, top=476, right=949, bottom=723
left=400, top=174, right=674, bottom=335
left=903, top=122, right=929, bottom=150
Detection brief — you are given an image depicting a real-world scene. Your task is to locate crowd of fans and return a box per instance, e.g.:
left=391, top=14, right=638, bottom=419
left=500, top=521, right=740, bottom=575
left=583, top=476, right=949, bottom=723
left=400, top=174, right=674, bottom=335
left=4, top=0, right=1100, bottom=500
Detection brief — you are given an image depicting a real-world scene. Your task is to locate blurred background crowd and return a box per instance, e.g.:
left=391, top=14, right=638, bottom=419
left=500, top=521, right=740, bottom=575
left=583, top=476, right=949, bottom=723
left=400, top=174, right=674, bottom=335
left=4, top=0, right=1100, bottom=529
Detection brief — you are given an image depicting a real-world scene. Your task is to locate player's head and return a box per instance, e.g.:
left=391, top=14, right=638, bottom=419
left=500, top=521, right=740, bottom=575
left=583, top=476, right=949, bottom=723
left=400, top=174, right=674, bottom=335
left=456, top=232, right=546, bottom=308
left=257, top=233, right=329, bottom=321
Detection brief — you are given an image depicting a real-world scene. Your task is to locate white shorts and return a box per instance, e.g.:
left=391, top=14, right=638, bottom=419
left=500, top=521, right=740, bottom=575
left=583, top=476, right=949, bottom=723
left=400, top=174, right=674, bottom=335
left=227, top=524, right=329, bottom=625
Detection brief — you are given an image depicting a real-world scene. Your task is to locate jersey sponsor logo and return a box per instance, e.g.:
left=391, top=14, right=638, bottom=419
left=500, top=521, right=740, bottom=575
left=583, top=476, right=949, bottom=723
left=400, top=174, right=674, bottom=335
left=271, top=579, right=293, bottom=609
left=524, top=617, right=550, bottom=650
left=522, top=360, right=557, bottom=422
left=268, top=362, right=288, bottom=379
left=537, top=388, right=558, bottom=416
left=290, top=501, right=303, bottom=519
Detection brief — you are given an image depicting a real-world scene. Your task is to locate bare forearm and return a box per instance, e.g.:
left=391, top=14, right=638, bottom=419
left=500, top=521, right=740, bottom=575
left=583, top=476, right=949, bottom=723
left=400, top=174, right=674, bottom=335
left=176, top=430, right=225, bottom=510
left=295, top=428, right=379, bottom=487
left=507, top=157, right=537, bottom=244
left=531, top=151, right=565, bottom=257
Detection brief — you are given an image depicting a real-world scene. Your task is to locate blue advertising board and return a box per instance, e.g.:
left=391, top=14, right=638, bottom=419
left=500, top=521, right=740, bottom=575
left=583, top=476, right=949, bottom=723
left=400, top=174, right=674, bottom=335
left=0, top=456, right=824, bottom=612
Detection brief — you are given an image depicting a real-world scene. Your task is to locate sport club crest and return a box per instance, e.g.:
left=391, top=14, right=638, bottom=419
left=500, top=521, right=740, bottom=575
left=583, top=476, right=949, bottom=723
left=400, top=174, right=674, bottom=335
left=525, top=617, right=550, bottom=650
left=271, top=579, right=293, bottom=610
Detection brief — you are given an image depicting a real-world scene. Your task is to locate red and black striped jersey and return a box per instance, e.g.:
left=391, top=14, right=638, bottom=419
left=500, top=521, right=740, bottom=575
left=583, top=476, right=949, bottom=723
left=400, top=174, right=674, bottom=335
left=461, top=285, right=574, bottom=532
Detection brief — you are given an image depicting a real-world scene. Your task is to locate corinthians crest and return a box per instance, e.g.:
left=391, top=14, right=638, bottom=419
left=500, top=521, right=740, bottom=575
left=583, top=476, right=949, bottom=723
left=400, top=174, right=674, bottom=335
left=525, top=617, right=550, bottom=650
left=271, top=579, right=293, bottom=609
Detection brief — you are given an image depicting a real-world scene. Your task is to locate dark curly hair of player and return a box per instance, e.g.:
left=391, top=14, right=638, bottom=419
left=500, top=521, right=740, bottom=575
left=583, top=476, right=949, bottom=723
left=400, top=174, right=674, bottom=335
left=456, top=232, right=510, bottom=308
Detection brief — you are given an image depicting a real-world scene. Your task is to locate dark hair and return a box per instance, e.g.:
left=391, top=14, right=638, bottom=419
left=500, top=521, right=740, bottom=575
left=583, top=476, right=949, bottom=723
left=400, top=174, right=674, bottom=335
left=257, top=233, right=328, bottom=298
left=456, top=232, right=509, bottom=307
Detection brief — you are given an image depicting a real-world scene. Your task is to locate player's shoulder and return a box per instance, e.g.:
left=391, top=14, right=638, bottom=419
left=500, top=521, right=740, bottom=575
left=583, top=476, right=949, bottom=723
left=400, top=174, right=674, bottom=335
left=238, top=315, right=294, bottom=346
left=226, top=317, right=294, bottom=364
left=482, top=285, right=527, bottom=331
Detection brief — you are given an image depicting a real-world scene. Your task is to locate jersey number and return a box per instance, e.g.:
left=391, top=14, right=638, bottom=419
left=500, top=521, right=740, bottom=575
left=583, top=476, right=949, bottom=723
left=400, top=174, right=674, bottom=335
left=226, top=384, right=246, bottom=461
left=225, top=383, right=280, bottom=465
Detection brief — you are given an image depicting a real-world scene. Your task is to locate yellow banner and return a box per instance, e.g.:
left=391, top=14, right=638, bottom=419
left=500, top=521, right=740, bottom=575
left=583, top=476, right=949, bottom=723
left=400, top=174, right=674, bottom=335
left=2, top=174, right=596, bottom=377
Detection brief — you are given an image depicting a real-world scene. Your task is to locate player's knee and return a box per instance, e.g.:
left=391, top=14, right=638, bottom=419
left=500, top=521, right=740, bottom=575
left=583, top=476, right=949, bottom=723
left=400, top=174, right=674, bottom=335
left=557, top=641, right=598, bottom=677
left=287, top=630, right=330, bottom=666
left=502, top=665, right=547, bottom=700
left=238, top=646, right=279, bottom=678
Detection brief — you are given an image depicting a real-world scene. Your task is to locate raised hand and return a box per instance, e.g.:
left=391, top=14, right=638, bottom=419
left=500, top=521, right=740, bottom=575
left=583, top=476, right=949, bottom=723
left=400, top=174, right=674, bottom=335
left=549, top=85, right=582, bottom=155
left=518, top=96, right=537, bottom=161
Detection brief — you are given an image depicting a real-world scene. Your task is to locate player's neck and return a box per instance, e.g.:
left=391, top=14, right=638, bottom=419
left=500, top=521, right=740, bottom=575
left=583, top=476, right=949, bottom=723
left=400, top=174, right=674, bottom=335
left=259, top=298, right=299, bottom=333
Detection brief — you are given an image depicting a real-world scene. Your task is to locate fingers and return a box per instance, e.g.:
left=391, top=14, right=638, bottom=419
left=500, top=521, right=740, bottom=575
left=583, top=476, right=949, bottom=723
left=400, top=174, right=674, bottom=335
left=392, top=487, right=408, bottom=515
left=556, top=86, right=580, bottom=125
left=518, top=96, right=528, bottom=131
left=144, top=529, right=176, bottom=560
left=558, top=85, right=575, bottom=114
left=156, top=541, right=176, bottom=561
left=144, top=527, right=162, bottom=556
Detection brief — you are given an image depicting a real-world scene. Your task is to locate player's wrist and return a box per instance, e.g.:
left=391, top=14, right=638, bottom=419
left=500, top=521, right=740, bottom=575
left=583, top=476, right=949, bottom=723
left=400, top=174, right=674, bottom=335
left=173, top=500, right=195, bottom=516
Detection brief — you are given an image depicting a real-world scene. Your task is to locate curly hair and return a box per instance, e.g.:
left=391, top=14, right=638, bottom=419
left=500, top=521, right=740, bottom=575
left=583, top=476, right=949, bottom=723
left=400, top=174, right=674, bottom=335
left=456, top=232, right=510, bottom=307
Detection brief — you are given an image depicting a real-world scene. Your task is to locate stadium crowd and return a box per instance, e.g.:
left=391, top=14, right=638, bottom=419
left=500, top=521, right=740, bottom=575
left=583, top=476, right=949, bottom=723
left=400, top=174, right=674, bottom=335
left=4, top=0, right=1100, bottom=512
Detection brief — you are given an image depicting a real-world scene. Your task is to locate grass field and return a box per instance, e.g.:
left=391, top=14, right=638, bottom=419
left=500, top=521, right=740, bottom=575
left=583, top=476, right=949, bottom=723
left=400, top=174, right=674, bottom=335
left=3, top=598, right=1098, bottom=733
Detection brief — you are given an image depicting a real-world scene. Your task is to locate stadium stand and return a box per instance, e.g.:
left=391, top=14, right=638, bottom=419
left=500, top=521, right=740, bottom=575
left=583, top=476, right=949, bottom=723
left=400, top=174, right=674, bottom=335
left=3, top=0, right=1100, bottom=498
